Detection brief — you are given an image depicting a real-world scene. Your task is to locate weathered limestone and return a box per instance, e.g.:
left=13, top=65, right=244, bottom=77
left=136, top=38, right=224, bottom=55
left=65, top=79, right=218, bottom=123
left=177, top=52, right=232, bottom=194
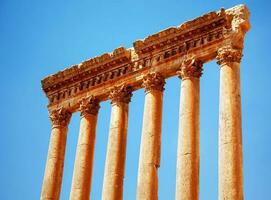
left=41, top=6, right=231, bottom=110
left=40, top=5, right=250, bottom=200
left=175, top=58, right=202, bottom=200
left=70, top=96, right=100, bottom=200
left=102, top=85, right=132, bottom=200
left=216, top=46, right=243, bottom=200
left=41, top=108, right=72, bottom=200
left=136, top=73, right=165, bottom=200
left=214, top=6, right=250, bottom=200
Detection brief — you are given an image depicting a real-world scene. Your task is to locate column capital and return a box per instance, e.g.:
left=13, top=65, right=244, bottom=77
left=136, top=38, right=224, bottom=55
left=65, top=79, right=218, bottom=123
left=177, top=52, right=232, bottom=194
left=49, top=107, right=71, bottom=127
left=177, top=57, right=203, bottom=80
left=109, top=85, right=133, bottom=105
left=216, top=46, right=243, bottom=65
left=80, top=96, right=100, bottom=117
left=142, top=72, right=165, bottom=93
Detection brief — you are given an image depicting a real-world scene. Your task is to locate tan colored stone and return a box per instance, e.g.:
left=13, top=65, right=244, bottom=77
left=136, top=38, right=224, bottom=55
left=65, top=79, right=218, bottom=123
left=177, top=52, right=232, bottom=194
left=41, top=108, right=71, bottom=200
left=217, top=46, right=243, bottom=200
left=176, top=58, right=202, bottom=200
left=136, top=73, right=165, bottom=200
left=41, top=5, right=250, bottom=113
left=70, top=97, right=100, bottom=200
left=40, top=5, right=251, bottom=200
left=102, top=86, right=132, bottom=200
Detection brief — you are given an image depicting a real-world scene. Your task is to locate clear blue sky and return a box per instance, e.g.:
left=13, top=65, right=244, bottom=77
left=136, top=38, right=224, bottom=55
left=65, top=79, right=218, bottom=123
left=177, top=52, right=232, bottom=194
left=0, top=0, right=270, bottom=199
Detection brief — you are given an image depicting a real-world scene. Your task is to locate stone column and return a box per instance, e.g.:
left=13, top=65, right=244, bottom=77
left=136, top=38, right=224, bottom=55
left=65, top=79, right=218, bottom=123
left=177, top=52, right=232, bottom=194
left=175, top=58, right=203, bottom=200
left=41, top=108, right=72, bottom=200
left=136, top=73, right=165, bottom=200
left=70, top=96, right=100, bottom=200
left=102, top=85, right=132, bottom=200
left=216, top=46, right=243, bottom=200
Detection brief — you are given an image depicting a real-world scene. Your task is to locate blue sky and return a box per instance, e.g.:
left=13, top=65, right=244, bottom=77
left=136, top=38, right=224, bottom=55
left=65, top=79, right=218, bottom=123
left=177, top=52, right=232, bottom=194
left=0, top=0, right=271, bottom=199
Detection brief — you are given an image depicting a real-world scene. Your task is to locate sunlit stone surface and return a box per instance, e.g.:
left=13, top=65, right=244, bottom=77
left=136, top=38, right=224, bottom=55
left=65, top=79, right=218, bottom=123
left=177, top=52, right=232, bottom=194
left=40, top=4, right=250, bottom=200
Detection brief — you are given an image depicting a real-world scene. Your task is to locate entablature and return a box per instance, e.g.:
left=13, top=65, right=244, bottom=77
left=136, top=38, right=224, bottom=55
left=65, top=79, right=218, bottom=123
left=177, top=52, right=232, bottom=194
left=41, top=4, right=250, bottom=112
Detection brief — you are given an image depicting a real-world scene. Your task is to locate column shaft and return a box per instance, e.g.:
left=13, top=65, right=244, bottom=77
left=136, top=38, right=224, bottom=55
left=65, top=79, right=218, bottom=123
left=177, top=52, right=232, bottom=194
left=41, top=108, right=71, bottom=200
left=176, top=58, right=202, bottom=200
left=217, top=47, right=243, bottom=200
left=137, top=73, right=164, bottom=200
left=102, top=86, right=132, bottom=200
left=70, top=97, right=100, bottom=200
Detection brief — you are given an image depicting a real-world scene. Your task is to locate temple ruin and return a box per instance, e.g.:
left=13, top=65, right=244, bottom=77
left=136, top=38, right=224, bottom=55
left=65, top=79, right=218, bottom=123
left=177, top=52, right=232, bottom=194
left=40, top=4, right=250, bottom=200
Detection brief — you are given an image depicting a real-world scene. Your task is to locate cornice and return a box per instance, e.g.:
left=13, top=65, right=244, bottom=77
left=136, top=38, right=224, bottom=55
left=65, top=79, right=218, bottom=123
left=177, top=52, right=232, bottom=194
left=41, top=5, right=250, bottom=112
left=133, top=8, right=227, bottom=56
left=42, top=47, right=131, bottom=93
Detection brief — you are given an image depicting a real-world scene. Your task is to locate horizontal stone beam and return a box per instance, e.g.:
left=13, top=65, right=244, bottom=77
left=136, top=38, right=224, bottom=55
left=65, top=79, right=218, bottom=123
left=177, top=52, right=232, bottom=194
left=41, top=4, right=250, bottom=112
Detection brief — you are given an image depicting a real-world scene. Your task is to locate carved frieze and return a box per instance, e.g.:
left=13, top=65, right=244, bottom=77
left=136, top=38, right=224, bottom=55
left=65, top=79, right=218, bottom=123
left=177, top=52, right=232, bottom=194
left=142, top=73, right=165, bottom=93
left=133, top=8, right=227, bottom=56
left=41, top=5, right=250, bottom=111
left=80, top=96, right=100, bottom=117
left=42, top=47, right=131, bottom=94
left=109, top=85, right=133, bottom=105
left=49, top=107, right=72, bottom=127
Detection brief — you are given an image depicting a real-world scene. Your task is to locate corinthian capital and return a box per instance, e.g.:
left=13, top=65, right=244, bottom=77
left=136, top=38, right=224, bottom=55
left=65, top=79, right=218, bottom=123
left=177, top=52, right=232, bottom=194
left=216, top=46, right=243, bottom=65
left=49, top=107, right=72, bottom=127
left=109, top=85, right=133, bottom=104
left=142, top=72, right=165, bottom=93
left=177, top=57, right=203, bottom=80
left=80, top=96, right=100, bottom=117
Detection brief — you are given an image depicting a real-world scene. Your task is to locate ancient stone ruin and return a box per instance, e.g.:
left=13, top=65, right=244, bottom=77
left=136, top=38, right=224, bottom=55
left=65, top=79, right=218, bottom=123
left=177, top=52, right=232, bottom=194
left=40, top=4, right=250, bottom=200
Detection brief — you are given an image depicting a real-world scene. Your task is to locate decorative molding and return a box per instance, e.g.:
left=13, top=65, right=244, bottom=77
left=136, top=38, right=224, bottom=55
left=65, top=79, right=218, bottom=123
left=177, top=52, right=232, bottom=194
left=142, top=73, right=165, bottom=93
left=216, top=46, right=243, bottom=65
left=177, top=57, right=203, bottom=80
left=109, top=85, right=133, bottom=105
left=42, top=47, right=131, bottom=91
left=133, top=8, right=227, bottom=56
left=80, top=96, right=100, bottom=117
left=40, top=5, right=250, bottom=111
left=49, top=107, right=72, bottom=127
left=226, top=4, right=251, bottom=49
